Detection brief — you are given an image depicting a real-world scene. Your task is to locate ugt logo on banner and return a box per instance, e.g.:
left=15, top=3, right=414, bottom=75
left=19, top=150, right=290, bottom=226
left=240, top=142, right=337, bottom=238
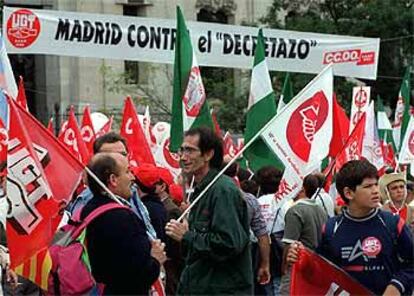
left=7, top=9, right=41, bottom=48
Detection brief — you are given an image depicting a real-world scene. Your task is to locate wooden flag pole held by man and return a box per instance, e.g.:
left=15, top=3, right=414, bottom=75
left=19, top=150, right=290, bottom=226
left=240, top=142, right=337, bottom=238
left=177, top=64, right=333, bottom=222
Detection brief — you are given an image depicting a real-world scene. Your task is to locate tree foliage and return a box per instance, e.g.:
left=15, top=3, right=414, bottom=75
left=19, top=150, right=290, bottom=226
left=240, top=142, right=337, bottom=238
left=261, top=0, right=414, bottom=113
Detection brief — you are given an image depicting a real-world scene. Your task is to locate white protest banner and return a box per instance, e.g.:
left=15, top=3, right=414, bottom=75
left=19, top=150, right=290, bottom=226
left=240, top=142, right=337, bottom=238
left=350, top=86, right=371, bottom=132
left=2, top=6, right=380, bottom=79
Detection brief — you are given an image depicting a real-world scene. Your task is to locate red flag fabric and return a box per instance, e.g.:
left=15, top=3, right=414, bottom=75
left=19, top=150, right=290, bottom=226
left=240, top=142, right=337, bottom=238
left=329, top=94, right=350, bottom=158
left=223, top=132, right=238, bottom=158
left=211, top=109, right=222, bottom=138
left=16, top=76, right=28, bottom=110
left=6, top=98, right=84, bottom=270
left=291, top=247, right=373, bottom=295
left=80, top=105, right=96, bottom=157
left=95, top=115, right=113, bottom=138
left=154, top=137, right=181, bottom=178
left=335, top=114, right=366, bottom=172
left=0, top=118, right=7, bottom=168
left=58, top=107, right=90, bottom=165
left=382, top=141, right=397, bottom=169
left=120, top=96, right=155, bottom=167
left=58, top=120, right=68, bottom=138
left=47, top=117, right=54, bottom=135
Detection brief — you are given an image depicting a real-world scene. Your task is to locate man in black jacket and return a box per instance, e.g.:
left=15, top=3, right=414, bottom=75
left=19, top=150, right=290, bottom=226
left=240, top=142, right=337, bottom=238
left=81, top=152, right=166, bottom=295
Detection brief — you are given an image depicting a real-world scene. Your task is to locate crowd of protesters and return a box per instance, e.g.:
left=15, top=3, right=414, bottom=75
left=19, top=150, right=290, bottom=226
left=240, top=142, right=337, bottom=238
left=0, top=127, right=413, bottom=295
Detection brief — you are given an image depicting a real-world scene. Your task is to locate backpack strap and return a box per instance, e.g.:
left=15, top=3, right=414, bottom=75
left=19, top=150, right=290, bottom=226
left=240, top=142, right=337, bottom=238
left=323, top=213, right=344, bottom=242
left=71, top=203, right=128, bottom=239
left=376, top=210, right=403, bottom=248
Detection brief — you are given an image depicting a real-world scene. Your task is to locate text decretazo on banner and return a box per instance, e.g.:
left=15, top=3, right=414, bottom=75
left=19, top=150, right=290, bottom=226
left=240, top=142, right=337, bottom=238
left=3, top=6, right=380, bottom=79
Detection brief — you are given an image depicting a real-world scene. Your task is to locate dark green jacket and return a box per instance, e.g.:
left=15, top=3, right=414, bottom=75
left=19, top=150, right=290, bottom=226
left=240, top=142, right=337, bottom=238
left=177, top=169, right=253, bottom=295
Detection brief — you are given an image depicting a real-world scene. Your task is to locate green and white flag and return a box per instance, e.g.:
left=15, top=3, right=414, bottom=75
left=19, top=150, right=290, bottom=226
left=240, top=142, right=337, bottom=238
left=393, top=67, right=411, bottom=151
left=277, top=73, right=294, bottom=114
left=169, top=6, right=213, bottom=152
left=244, top=29, right=283, bottom=171
left=398, top=116, right=414, bottom=164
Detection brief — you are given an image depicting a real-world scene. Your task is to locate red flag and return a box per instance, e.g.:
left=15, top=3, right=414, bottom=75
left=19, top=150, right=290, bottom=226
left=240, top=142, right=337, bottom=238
left=47, top=117, right=54, bottom=135
left=211, top=109, right=222, bottom=138
left=0, top=118, right=7, bottom=167
left=95, top=116, right=113, bottom=138
left=291, top=248, right=373, bottom=295
left=335, top=114, right=366, bottom=171
left=120, top=97, right=155, bottom=166
left=80, top=105, right=96, bottom=157
left=382, top=141, right=397, bottom=169
left=329, top=94, right=350, bottom=158
left=223, top=132, right=238, bottom=158
left=58, top=107, right=90, bottom=165
left=16, top=76, right=28, bottom=110
left=6, top=97, right=83, bottom=270
left=58, top=119, right=68, bottom=138
left=154, top=137, right=181, bottom=178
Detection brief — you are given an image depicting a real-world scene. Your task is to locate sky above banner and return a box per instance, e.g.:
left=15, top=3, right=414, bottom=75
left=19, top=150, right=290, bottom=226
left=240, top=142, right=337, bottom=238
left=2, top=6, right=379, bottom=79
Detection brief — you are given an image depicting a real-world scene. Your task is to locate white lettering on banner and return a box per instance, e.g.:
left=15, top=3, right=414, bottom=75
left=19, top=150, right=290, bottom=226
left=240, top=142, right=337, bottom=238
left=3, top=6, right=380, bottom=79
left=7, top=138, right=52, bottom=235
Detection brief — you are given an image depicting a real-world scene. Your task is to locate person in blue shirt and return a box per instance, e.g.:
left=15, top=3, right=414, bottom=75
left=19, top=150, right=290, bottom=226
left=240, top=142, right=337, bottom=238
left=286, top=160, right=413, bottom=295
left=66, top=132, right=157, bottom=239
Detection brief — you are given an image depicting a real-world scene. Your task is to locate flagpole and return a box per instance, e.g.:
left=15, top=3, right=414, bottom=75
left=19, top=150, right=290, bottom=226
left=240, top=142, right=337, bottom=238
left=177, top=65, right=334, bottom=222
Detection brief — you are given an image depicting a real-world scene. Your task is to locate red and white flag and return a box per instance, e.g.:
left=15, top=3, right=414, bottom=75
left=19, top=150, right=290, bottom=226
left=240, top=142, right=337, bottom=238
left=80, top=105, right=96, bottom=157
left=261, top=65, right=333, bottom=177
left=95, top=115, right=113, bottom=138
left=0, top=117, right=7, bottom=167
left=223, top=132, right=238, bottom=159
left=138, top=106, right=158, bottom=155
left=6, top=97, right=83, bottom=270
left=58, top=107, right=90, bottom=165
left=362, top=102, right=384, bottom=171
left=154, top=137, right=181, bottom=178
left=120, top=96, right=155, bottom=167
left=291, top=248, right=373, bottom=295
left=336, top=114, right=366, bottom=171
left=16, top=76, right=28, bottom=110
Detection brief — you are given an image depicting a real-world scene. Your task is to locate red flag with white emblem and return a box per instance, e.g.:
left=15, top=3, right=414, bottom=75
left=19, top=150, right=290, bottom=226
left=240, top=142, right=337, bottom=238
left=80, top=105, right=96, bottom=157
left=291, top=247, right=373, bottom=295
left=120, top=96, right=155, bottom=167
left=335, top=114, right=366, bottom=171
left=58, top=107, right=90, bottom=165
left=261, top=65, right=333, bottom=177
left=223, top=132, right=238, bottom=159
left=6, top=97, right=83, bottom=270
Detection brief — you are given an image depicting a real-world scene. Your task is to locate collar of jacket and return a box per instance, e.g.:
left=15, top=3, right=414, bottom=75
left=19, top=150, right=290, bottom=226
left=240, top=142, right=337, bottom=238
left=192, top=169, right=219, bottom=201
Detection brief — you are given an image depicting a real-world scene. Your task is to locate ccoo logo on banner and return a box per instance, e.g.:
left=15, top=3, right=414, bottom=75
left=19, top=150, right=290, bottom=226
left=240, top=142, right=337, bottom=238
left=2, top=6, right=380, bottom=79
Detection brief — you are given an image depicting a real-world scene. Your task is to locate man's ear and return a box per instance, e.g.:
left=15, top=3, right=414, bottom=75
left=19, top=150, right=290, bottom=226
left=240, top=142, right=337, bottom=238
left=108, top=173, right=118, bottom=188
left=343, top=186, right=354, bottom=201
left=204, top=149, right=214, bottom=162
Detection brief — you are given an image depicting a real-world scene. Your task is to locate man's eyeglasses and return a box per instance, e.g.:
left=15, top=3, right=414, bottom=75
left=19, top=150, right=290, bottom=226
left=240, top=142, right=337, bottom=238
left=178, top=146, right=200, bottom=155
